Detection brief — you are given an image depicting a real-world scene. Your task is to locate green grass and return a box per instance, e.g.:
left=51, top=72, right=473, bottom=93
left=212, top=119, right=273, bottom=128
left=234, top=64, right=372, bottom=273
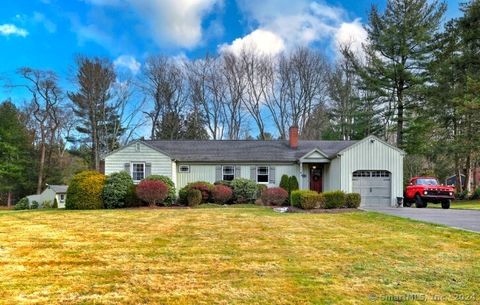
left=428, top=200, right=480, bottom=210
left=0, top=206, right=479, bottom=304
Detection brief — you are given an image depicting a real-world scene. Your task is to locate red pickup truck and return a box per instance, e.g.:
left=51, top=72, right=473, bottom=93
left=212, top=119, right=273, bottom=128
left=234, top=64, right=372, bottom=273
left=404, top=176, right=454, bottom=209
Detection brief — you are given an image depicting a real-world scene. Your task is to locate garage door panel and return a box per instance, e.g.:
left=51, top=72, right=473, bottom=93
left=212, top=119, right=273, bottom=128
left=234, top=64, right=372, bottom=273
left=352, top=171, right=391, bottom=207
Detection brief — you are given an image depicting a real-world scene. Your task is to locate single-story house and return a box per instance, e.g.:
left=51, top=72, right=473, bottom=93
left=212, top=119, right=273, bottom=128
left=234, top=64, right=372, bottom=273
left=104, top=127, right=405, bottom=207
left=26, top=185, right=68, bottom=208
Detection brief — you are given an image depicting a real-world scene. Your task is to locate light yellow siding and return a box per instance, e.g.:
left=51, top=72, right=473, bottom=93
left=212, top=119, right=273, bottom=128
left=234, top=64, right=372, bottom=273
left=338, top=138, right=404, bottom=206
left=105, top=143, right=173, bottom=178
left=176, top=163, right=298, bottom=190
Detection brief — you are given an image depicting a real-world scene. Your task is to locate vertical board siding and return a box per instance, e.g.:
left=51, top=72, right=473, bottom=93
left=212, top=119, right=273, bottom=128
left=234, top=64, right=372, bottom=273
left=105, top=143, right=173, bottom=178
left=339, top=139, right=403, bottom=206
left=176, top=163, right=299, bottom=190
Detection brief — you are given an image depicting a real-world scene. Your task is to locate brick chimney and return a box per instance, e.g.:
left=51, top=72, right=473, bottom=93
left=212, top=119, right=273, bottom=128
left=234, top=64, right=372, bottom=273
left=289, top=126, right=299, bottom=149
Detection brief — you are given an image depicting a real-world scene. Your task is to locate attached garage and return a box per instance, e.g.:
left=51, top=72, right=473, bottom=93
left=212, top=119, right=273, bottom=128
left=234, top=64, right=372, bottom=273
left=335, top=136, right=405, bottom=207
left=352, top=170, right=392, bottom=207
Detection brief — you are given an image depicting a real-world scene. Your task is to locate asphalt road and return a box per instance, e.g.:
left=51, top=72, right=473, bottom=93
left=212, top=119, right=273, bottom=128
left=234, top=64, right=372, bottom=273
left=363, top=207, right=480, bottom=233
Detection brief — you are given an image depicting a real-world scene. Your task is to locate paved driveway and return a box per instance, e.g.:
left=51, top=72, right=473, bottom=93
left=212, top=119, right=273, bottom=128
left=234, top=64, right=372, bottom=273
left=363, top=207, right=480, bottom=233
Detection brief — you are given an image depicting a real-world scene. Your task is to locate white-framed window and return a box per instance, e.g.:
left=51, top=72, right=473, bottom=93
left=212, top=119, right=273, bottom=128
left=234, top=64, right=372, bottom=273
left=222, top=165, right=235, bottom=181
left=59, top=194, right=65, bottom=203
left=257, top=166, right=269, bottom=183
left=179, top=165, right=190, bottom=173
left=132, top=163, right=145, bottom=181
left=135, top=143, right=141, bottom=151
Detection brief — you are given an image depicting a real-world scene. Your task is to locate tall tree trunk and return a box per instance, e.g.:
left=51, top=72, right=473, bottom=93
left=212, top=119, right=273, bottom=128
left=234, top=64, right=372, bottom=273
left=455, top=156, right=463, bottom=193
left=7, top=191, right=12, bottom=208
left=465, top=154, right=471, bottom=193
left=36, top=141, right=46, bottom=194
left=396, top=85, right=404, bottom=148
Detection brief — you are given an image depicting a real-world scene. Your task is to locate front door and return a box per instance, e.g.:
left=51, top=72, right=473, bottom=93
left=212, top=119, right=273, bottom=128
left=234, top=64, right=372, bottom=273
left=310, top=166, right=322, bottom=192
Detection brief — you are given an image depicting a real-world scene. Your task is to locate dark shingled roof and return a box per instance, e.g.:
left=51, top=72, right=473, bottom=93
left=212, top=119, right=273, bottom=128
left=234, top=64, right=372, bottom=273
left=142, top=140, right=357, bottom=162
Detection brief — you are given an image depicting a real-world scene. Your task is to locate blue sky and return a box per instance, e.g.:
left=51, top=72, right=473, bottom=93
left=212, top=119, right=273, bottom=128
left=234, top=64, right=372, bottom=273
left=0, top=0, right=463, bottom=104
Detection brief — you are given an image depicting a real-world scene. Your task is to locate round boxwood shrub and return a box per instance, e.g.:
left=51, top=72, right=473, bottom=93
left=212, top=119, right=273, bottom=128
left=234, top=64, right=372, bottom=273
left=345, top=193, right=361, bottom=208
left=102, top=171, right=134, bottom=209
left=230, top=178, right=257, bottom=203
left=136, top=179, right=169, bottom=206
left=301, top=193, right=325, bottom=210
left=261, top=187, right=288, bottom=206
left=66, top=170, right=106, bottom=210
left=187, top=189, right=202, bottom=207
left=212, top=184, right=233, bottom=204
left=324, top=190, right=346, bottom=209
left=145, top=175, right=176, bottom=205
left=14, top=197, right=29, bottom=210
left=179, top=181, right=213, bottom=204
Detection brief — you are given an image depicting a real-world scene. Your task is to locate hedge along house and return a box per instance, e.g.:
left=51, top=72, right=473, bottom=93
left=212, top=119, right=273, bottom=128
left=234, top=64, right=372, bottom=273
left=104, top=127, right=405, bottom=207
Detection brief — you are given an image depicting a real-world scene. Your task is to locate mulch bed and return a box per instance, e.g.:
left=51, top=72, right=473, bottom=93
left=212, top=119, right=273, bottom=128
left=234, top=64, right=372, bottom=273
left=282, top=206, right=363, bottom=214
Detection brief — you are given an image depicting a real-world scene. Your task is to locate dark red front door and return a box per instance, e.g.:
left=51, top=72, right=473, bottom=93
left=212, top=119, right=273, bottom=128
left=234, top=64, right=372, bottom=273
left=310, top=166, right=322, bottom=192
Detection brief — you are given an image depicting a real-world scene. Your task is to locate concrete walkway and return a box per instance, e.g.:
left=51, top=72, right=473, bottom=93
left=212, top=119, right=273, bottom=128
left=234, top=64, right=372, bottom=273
left=363, top=207, right=480, bottom=233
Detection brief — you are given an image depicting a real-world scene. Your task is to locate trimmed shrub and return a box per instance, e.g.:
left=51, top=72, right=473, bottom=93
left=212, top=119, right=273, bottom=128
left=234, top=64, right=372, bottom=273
left=136, top=180, right=169, bottom=206
left=145, top=175, right=176, bottom=205
left=212, top=185, right=233, bottom=204
left=66, top=170, right=106, bottom=210
left=52, top=198, right=58, bottom=208
left=31, top=201, right=39, bottom=209
left=470, top=188, right=480, bottom=200
left=279, top=175, right=290, bottom=192
left=324, top=190, right=346, bottom=209
left=187, top=189, right=202, bottom=207
left=289, top=176, right=299, bottom=192
left=345, top=193, right=361, bottom=208
left=103, top=171, right=134, bottom=209
left=179, top=181, right=213, bottom=204
left=14, top=197, right=29, bottom=210
left=301, top=192, right=325, bottom=210
left=291, top=190, right=325, bottom=209
left=261, top=187, right=288, bottom=206
left=256, top=184, right=267, bottom=199
left=230, top=178, right=257, bottom=203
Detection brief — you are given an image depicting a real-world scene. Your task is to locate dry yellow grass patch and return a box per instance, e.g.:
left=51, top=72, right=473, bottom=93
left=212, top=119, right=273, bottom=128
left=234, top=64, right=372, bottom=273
left=0, top=206, right=479, bottom=305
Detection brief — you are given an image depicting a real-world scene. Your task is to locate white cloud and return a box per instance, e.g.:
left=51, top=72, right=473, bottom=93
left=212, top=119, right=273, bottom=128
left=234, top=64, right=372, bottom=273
left=223, top=0, right=362, bottom=56
left=33, top=12, right=57, bottom=33
left=84, top=0, right=221, bottom=48
left=219, top=29, right=285, bottom=56
left=0, top=24, right=28, bottom=37
left=334, top=19, right=368, bottom=56
left=114, top=55, right=141, bottom=74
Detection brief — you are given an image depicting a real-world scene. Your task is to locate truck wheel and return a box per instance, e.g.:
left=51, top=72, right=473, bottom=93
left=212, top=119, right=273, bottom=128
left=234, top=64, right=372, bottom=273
left=441, top=200, right=450, bottom=209
left=415, top=194, right=426, bottom=208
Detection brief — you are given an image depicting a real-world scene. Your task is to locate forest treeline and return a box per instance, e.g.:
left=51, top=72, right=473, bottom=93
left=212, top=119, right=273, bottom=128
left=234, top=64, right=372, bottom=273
left=1, top=0, right=479, bottom=205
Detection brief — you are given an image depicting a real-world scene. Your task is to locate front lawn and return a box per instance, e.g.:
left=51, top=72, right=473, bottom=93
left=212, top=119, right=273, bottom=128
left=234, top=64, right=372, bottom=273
left=428, top=200, right=480, bottom=210
left=0, top=206, right=479, bottom=304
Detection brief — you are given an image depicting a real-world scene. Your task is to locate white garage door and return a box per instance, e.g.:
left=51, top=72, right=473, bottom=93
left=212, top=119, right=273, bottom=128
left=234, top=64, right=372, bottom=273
left=352, top=170, right=391, bottom=207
